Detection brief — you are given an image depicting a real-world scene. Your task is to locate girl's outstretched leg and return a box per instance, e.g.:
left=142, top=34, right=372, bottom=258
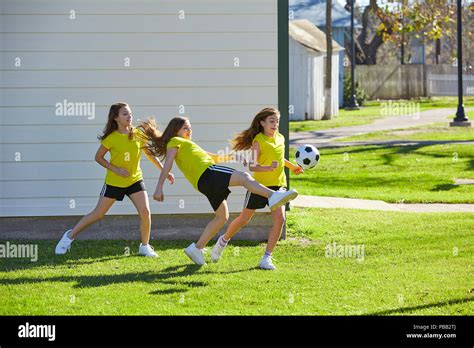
left=184, top=201, right=229, bottom=265
left=129, top=190, right=156, bottom=257
left=259, top=205, right=285, bottom=270
left=229, top=171, right=272, bottom=197
left=196, top=201, right=229, bottom=249
left=211, top=208, right=255, bottom=262
left=55, top=196, right=116, bottom=254
left=229, top=171, right=298, bottom=210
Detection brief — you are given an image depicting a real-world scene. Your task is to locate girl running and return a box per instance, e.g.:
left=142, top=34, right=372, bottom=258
left=138, top=116, right=298, bottom=265
left=55, top=102, right=175, bottom=257
left=211, top=108, right=303, bottom=270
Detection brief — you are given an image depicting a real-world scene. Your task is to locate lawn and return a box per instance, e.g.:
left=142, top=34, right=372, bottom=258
left=289, top=142, right=474, bottom=203
left=0, top=208, right=472, bottom=315
left=289, top=96, right=474, bottom=133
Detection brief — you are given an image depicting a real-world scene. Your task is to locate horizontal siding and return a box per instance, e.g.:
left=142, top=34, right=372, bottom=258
left=0, top=105, right=277, bottom=125
left=0, top=124, right=255, bottom=144
left=0, top=177, right=248, bottom=198
left=0, top=161, right=246, bottom=181
left=0, top=87, right=277, bottom=106
left=2, top=33, right=277, bottom=51
left=0, top=14, right=277, bottom=33
left=0, top=195, right=254, bottom=217
left=1, top=70, right=277, bottom=88
left=0, top=52, right=277, bottom=70
left=0, top=143, right=250, bottom=162
left=0, top=0, right=279, bottom=217
left=1, top=0, right=277, bottom=14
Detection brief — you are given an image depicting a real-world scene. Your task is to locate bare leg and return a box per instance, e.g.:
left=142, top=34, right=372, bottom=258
left=224, top=208, right=255, bottom=240
left=70, top=196, right=116, bottom=239
left=196, top=201, right=229, bottom=249
left=266, top=205, right=286, bottom=253
left=229, top=171, right=274, bottom=198
left=128, top=190, right=151, bottom=245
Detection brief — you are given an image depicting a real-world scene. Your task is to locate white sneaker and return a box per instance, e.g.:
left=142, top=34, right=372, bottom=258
left=138, top=243, right=158, bottom=257
left=184, top=243, right=206, bottom=265
left=55, top=229, right=74, bottom=255
left=211, top=236, right=227, bottom=262
left=259, top=256, right=276, bottom=270
left=268, top=189, right=298, bottom=211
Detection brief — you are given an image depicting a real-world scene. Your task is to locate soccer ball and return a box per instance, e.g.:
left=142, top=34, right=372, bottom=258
left=295, top=144, right=320, bottom=169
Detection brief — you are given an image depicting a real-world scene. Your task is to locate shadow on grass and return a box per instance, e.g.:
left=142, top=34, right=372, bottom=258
left=366, top=296, right=473, bottom=315
left=0, top=240, right=262, bottom=273
left=430, top=184, right=459, bottom=192
left=0, top=261, right=259, bottom=295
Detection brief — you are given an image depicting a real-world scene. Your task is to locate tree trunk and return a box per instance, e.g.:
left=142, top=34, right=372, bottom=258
left=323, top=0, right=333, bottom=120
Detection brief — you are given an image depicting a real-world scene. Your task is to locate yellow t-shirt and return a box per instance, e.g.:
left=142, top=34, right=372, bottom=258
left=252, top=131, right=287, bottom=187
left=167, top=137, right=215, bottom=191
left=101, top=128, right=145, bottom=188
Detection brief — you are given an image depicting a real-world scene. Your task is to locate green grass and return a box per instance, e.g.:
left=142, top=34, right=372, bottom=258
left=0, top=208, right=472, bottom=315
left=290, top=143, right=474, bottom=203
left=289, top=97, right=474, bottom=133
left=336, top=121, right=474, bottom=143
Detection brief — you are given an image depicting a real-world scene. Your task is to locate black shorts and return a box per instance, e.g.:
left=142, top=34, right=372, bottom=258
left=197, top=165, right=235, bottom=211
left=244, top=186, right=284, bottom=210
left=100, top=180, right=146, bottom=201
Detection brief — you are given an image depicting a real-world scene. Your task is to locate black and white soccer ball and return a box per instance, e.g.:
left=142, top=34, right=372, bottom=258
left=295, top=144, right=320, bottom=169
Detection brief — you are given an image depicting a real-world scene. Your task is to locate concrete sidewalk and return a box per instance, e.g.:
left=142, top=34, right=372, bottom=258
left=290, top=107, right=473, bottom=148
left=292, top=195, right=474, bottom=213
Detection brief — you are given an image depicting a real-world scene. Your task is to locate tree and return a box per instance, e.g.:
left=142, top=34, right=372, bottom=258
left=346, top=0, right=458, bottom=65
left=323, top=0, right=333, bottom=120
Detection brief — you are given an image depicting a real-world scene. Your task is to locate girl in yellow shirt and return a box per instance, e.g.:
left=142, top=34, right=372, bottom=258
left=211, top=107, right=303, bottom=270
left=138, top=116, right=298, bottom=265
left=55, top=102, right=174, bottom=257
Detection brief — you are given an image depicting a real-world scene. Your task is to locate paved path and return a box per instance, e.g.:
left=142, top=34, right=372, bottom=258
left=292, top=195, right=474, bottom=213
left=313, top=140, right=474, bottom=149
left=290, top=107, right=473, bottom=148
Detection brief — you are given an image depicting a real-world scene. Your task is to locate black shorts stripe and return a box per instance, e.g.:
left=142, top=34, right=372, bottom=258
left=100, top=184, right=106, bottom=197
left=209, top=165, right=234, bottom=174
left=101, top=180, right=146, bottom=201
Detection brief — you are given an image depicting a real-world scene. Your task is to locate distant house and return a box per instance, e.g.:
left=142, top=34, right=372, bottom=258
left=289, top=19, right=343, bottom=120
left=290, top=0, right=360, bottom=107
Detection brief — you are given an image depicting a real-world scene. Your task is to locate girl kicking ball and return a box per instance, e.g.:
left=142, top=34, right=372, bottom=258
left=138, top=116, right=298, bottom=265
left=55, top=102, right=175, bottom=257
left=211, top=108, right=303, bottom=270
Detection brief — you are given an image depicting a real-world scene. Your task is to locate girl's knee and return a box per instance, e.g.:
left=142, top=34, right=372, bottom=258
left=239, top=214, right=253, bottom=226
left=234, top=171, right=252, bottom=184
left=274, top=214, right=286, bottom=226
left=139, top=207, right=151, bottom=220
left=90, top=210, right=105, bottom=221
left=216, top=211, right=229, bottom=225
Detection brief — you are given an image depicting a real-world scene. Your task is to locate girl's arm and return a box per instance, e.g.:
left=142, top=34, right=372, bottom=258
left=95, top=144, right=129, bottom=178
left=285, top=159, right=304, bottom=175
left=153, top=147, right=178, bottom=201
left=248, top=142, right=277, bottom=172
left=144, top=149, right=175, bottom=184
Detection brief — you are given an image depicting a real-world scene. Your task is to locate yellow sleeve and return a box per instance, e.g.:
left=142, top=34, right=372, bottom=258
left=101, top=134, right=113, bottom=150
left=167, top=137, right=182, bottom=149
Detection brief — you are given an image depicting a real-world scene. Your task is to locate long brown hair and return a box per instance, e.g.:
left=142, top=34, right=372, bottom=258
left=232, top=107, right=280, bottom=151
left=98, top=102, right=134, bottom=141
left=138, top=116, right=188, bottom=159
